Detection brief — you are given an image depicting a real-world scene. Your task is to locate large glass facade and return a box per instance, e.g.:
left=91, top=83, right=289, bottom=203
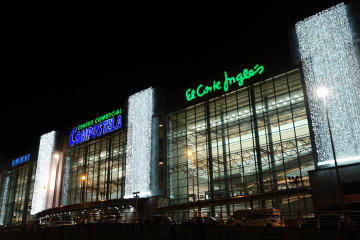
left=0, top=162, right=36, bottom=225
left=0, top=69, right=319, bottom=225
left=167, top=69, right=314, bottom=220
left=60, top=130, right=127, bottom=205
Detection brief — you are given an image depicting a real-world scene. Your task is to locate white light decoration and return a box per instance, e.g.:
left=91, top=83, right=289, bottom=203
left=318, top=155, right=360, bottom=166
left=0, top=176, right=9, bottom=225
left=168, top=120, right=174, bottom=198
left=296, top=3, right=360, bottom=167
left=61, top=156, right=71, bottom=206
left=125, top=87, right=154, bottom=198
left=31, top=131, right=56, bottom=215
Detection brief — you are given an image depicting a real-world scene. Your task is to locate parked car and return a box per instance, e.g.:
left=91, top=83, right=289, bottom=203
left=117, top=215, right=126, bottom=223
left=101, top=215, right=117, bottom=223
left=301, top=218, right=320, bottom=229
left=143, top=215, right=173, bottom=225
left=52, top=221, right=73, bottom=227
left=227, top=209, right=284, bottom=227
left=33, top=223, right=49, bottom=230
left=185, top=216, right=224, bottom=226
left=235, top=214, right=283, bottom=227
left=317, top=214, right=357, bottom=230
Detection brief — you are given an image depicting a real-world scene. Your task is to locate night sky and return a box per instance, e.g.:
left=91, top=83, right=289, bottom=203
left=1, top=1, right=355, bottom=160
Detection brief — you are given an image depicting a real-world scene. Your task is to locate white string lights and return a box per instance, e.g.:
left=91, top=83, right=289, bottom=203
left=61, top=156, right=71, bottom=206
left=125, top=87, right=154, bottom=198
left=296, top=3, right=360, bottom=167
left=0, top=176, right=9, bottom=225
left=168, top=120, right=174, bottom=199
left=31, top=131, right=56, bottom=215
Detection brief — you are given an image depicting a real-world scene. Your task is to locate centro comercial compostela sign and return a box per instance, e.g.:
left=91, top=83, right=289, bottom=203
left=185, top=64, right=264, bottom=101
left=69, top=108, right=122, bottom=146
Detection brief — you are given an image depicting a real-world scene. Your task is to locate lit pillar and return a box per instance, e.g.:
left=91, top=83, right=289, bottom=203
left=0, top=176, right=10, bottom=225
left=31, top=131, right=57, bottom=215
left=296, top=3, right=360, bottom=167
left=125, top=87, right=154, bottom=198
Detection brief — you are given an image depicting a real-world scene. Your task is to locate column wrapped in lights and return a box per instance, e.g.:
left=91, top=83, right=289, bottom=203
left=31, top=131, right=56, bottom=215
left=125, top=87, right=154, bottom=198
left=61, top=156, right=71, bottom=206
left=168, top=120, right=174, bottom=199
left=296, top=3, right=360, bottom=166
left=0, top=176, right=9, bottom=225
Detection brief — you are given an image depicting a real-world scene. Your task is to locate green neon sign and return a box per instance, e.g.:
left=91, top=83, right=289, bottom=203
left=186, top=64, right=264, bottom=101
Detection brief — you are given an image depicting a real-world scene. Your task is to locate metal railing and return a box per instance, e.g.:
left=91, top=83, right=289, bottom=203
left=1, top=210, right=359, bottom=231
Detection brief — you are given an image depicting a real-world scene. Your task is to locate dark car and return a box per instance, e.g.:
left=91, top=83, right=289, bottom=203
left=318, top=214, right=344, bottom=229
left=185, top=216, right=224, bottom=226
left=33, top=223, right=49, bottom=230
left=143, top=215, right=172, bottom=225
left=319, top=214, right=357, bottom=230
left=52, top=221, right=73, bottom=227
left=301, top=218, right=319, bottom=229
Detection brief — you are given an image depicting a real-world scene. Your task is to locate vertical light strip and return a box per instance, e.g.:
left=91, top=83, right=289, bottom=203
left=61, top=156, right=70, bottom=206
left=296, top=3, right=360, bottom=166
left=31, top=131, right=56, bottom=215
left=0, top=176, right=9, bottom=225
left=168, top=120, right=174, bottom=198
left=125, top=87, right=154, bottom=198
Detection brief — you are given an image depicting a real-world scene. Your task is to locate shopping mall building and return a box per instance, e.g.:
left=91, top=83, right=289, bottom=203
left=1, top=3, right=359, bottom=225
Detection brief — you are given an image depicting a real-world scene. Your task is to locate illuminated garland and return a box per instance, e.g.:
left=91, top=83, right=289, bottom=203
left=0, top=176, right=9, bottom=225
left=168, top=120, right=174, bottom=199
left=31, top=131, right=56, bottom=215
left=61, top=156, right=71, bottom=206
left=125, top=87, right=154, bottom=198
left=296, top=3, right=360, bottom=166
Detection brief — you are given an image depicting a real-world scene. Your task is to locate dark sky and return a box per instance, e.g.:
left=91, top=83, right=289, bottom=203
left=1, top=1, right=353, bottom=160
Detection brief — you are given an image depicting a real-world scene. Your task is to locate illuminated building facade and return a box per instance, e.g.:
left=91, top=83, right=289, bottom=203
left=167, top=69, right=314, bottom=221
left=0, top=2, right=359, bottom=226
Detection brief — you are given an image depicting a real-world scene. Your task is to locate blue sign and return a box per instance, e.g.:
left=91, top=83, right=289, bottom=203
left=69, top=114, right=122, bottom=147
left=12, top=154, right=31, bottom=167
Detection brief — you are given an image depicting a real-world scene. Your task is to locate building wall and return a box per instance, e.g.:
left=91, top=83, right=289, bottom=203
left=309, top=163, right=360, bottom=210
left=0, top=162, right=36, bottom=225
left=167, top=68, right=314, bottom=217
left=60, top=130, right=127, bottom=205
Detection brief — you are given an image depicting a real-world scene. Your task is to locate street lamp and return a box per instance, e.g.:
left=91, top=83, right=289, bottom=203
left=288, top=176, right=304, bottom=225
left=187, top=151, right=196, bottom=217
left=317, top=87, right=348, bottom=228
left=316, top=87, right=329, bottom=98
left=52, top=152, right=61, bottom=210
left=81, top=174, right=87, bottom=204
left=132, top=191, right=140, bottom=223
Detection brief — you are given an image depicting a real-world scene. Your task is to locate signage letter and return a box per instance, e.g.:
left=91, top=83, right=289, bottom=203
left=196, top=84, right=205, bottom=97
left=97, top=122, right=103, bottom=137
left=224, top=71, right=235, bottom=93
left=69, top=127, right=77, bottom=146
left=213, top=81, right=221, bottom=91
left=92, top=124, right=98, bottom=138
left=86, top=127, right=93, bottom=140
left=115, top=115, right=122, bottom=129
left=186, top=88, right=196, bottom=101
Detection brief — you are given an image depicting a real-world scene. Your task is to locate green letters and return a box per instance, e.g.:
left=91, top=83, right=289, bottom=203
left=186, top=88, right=196, bottom=101
left=185, top=64, right=264, bottom=101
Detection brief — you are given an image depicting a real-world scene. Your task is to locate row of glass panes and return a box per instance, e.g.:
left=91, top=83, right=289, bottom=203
left=170, top=92, right=304, bottom=136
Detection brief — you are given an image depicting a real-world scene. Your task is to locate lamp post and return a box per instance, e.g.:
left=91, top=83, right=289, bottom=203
left=133, top=191, right=140, bottom=223
left=80, top=174, right=87, bottom=223
left=52, top=153, right=60, bottom=210
left=317, top=87, right=348, bottom=228
left=81, top=174, right=86, bottom=204
left=187, top=151, right=196, bottom=217
left=288, top=176, right=304, bottom=225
